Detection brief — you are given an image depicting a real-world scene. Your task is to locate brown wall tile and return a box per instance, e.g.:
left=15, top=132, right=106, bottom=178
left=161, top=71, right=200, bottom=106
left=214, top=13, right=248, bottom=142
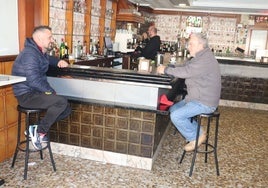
left=141, top=133, right=153, bottom=146
left=115, top=141, right=128, bottom=154
left=129, top=132, right=140, bottom=144
left=116, top=130, right=128, bottom=141
left=129, top=119, right=141, bottom=132
left=116, top=117, right=129, bottom=130
left=81, top=136, right=91, bottom=147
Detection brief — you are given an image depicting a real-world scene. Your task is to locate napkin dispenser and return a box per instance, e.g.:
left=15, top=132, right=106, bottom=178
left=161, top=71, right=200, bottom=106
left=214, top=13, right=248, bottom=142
left=138, top=58, right=150, bottom=72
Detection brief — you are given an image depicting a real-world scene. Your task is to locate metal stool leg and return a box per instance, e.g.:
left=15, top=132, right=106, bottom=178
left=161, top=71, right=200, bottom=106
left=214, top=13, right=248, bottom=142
left=24, top=111, right=32, bottom=180
left=36, top=112, right=44, bottom=160
left=179, top=150, right=186, bottom=163
left=189, top=116, right=202, bottom=177
left=47, top=133, right=56, bottom=171
left=204, top=117, right=211, bottom=163
left=11, top=111, right=22, bottom=168
left=214, top=115, right=220, bottom=176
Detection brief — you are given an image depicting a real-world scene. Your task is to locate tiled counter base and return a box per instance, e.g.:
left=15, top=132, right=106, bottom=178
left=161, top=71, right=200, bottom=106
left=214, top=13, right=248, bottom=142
left=49, top=101, right=170, bottom=170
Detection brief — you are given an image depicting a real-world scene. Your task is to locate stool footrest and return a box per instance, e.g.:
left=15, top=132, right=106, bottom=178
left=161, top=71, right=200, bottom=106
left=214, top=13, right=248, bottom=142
left=197, top=143, right=215, bottom=154
left=17, top=140, right=49, bottom=152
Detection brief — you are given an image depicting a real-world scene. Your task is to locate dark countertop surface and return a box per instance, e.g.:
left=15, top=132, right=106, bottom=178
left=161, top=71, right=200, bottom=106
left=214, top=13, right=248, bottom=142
left=216, top=57, right=268, bottom=67
left=173, top=56, right=267, bottom=68
left=48, top=64, right=173, bottom=87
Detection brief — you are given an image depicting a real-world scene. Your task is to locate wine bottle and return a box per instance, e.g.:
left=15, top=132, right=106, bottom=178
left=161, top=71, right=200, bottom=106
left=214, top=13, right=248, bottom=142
left=64, top=42, right=69, bottom=59
left=59, top=38, right=66, bottom=59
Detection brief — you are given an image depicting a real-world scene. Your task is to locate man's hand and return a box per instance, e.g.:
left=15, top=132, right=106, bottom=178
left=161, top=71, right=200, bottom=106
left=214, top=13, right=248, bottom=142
left=157, top=65, right=166, bottom=74
left=57, top=60, right=69, bottom=68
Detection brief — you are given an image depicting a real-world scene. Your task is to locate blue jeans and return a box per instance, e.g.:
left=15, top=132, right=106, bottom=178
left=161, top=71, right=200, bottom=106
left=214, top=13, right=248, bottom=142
left=169, top=99, right=216, bottom=142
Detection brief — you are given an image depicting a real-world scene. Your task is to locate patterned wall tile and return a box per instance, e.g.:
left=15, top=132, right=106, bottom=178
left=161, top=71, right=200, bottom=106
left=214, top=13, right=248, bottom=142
left=93, top=106, right=103, bottom=114
left=142, top=121, right=154, bottom=133
left=128, top=143, right=140, bottom=156
left=81, top=123, right=91, bottom=135
left=104, top=107, right=116, bottom=115
left=81, top=112, right=92, bottom=124
left=117, top=108, right=130, bottom=117
left=93, top=114, right=104, bottom=126
left=141, top=146, right=152, bottom=158
left=141, top=133, right=153, bottom=146
left=81, top=104, right=93, bottom=112
left=115, top=141, right=128, bottom=154
left=104, top=140, right=115, bottom=152
left=129, top=132, right=140, bottom=144
left=59, top=133, right=68, bottom=144
left=91, top=137, right=103, bottom=150
left=143, top=112, right=156, bottom=121
left=70, top=122, right=80, bottom=134
left=105, top=116, right=115, bottom=128
left=92, top=126, right=103, bottom=138
left=116, top=117, right=129, bottom=130
left=104, top=128, right=115, bottom=140
left=69, top=134, right=80, bottom=145
left=129, top=119, right=141, bottom=132
left=130, top=110, right=142, bottom=119
left=116, top=130, right=128, bottom=142
left=81, top=136, right=91, bottom=147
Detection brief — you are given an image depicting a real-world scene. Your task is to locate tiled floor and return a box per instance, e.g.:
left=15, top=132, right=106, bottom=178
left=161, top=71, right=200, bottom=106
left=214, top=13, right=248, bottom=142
left=1, top=106, right=267, bottom=187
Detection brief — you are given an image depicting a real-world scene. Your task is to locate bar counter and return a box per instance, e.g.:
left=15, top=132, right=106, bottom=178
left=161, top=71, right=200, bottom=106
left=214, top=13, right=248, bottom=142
left=47, top=64, right=173, bottom=170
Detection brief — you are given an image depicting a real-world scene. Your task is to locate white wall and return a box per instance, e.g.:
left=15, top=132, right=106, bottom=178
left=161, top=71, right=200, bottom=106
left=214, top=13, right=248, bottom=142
left=0, top=0, right=19, bottom=55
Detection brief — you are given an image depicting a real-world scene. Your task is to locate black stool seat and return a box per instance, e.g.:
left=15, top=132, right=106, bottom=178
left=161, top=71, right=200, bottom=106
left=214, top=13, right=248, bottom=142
left=179, top=110, right=220, bottom=176
left=11, top=105, right=56, bottom=180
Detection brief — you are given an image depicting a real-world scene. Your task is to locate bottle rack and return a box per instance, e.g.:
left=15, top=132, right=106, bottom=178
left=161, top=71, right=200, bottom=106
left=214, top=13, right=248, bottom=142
left=149, top=13, right=239, bottom=54
left=49, top=0, right=116, bottom=55
left=207, top=17, right=237, bottom=53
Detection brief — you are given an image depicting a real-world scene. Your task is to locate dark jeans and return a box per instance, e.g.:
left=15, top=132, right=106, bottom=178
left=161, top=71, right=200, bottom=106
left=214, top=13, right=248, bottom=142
left=166, top=78, right=186, bottom=101
left=16, top=92, right=71, bottom=134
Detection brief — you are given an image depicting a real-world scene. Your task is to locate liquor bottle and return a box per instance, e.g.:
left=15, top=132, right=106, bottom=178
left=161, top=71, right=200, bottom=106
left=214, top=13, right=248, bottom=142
left=59, top=38, right=66, bottom=59
left=82, top=40, right=87, bottom=55
left=64, top=42, right=69, bottom=59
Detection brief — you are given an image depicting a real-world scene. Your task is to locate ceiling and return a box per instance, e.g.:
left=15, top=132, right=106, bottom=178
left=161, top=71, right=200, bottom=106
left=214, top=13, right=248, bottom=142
left=128, top=0, right=268, bottom=15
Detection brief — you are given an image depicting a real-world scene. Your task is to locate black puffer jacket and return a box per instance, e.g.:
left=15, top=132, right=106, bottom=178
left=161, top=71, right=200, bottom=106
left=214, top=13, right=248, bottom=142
left=12, top=38, right=59, bottom=97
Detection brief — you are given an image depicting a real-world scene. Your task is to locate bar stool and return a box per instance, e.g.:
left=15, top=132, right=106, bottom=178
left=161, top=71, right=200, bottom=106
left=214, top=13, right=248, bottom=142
left=179, top=111, right=220, bottom=177
left=11, top=105, right=56, bottom=180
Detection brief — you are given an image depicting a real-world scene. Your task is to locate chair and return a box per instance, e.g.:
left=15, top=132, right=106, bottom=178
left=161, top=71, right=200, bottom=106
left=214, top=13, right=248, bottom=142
left=11, top=105, right=56, bottom=180
left=179, top=111, right=220, bottom=176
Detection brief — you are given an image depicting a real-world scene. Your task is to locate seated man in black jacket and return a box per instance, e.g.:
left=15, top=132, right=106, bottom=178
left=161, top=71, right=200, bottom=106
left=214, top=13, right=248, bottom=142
left=12, top=25, right=71, bottom=150
left=136, top=25, right=161, bottom=60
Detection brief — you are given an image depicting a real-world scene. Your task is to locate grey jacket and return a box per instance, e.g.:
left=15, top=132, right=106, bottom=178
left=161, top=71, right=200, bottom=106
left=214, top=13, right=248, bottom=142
left=12, top=38, right=59, bottom=97
left=164, top=47, right=221, bottom=107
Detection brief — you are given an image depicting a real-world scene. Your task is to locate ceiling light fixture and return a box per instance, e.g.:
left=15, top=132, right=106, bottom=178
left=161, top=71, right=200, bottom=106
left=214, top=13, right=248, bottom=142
left=170, top=0, right=190, bottom=7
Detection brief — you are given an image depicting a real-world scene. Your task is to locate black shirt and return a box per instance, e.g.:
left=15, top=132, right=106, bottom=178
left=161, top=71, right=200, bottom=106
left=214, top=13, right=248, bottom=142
left=138, top=35, right=161, bottom=60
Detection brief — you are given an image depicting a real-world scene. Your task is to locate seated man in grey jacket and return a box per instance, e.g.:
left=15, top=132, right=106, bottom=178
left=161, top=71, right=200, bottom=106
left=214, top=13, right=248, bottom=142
left=12, top=25, right=71, bottom=150
left=157, top=33, right=221, bottom=151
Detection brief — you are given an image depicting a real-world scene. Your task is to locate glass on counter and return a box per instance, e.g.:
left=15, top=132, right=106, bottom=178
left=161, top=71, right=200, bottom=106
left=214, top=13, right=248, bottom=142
left=68, top=54, right=75, bottom=66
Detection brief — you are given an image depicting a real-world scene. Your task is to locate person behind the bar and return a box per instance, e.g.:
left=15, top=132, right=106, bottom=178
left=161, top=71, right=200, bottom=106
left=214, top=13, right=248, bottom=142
left=12, top=25, right=71, bottom=150
left=136, top=25, right=161, bottom=60
left=157, top=32, right=221, bottom=151
left=141, top=31, right=149, bottom=46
